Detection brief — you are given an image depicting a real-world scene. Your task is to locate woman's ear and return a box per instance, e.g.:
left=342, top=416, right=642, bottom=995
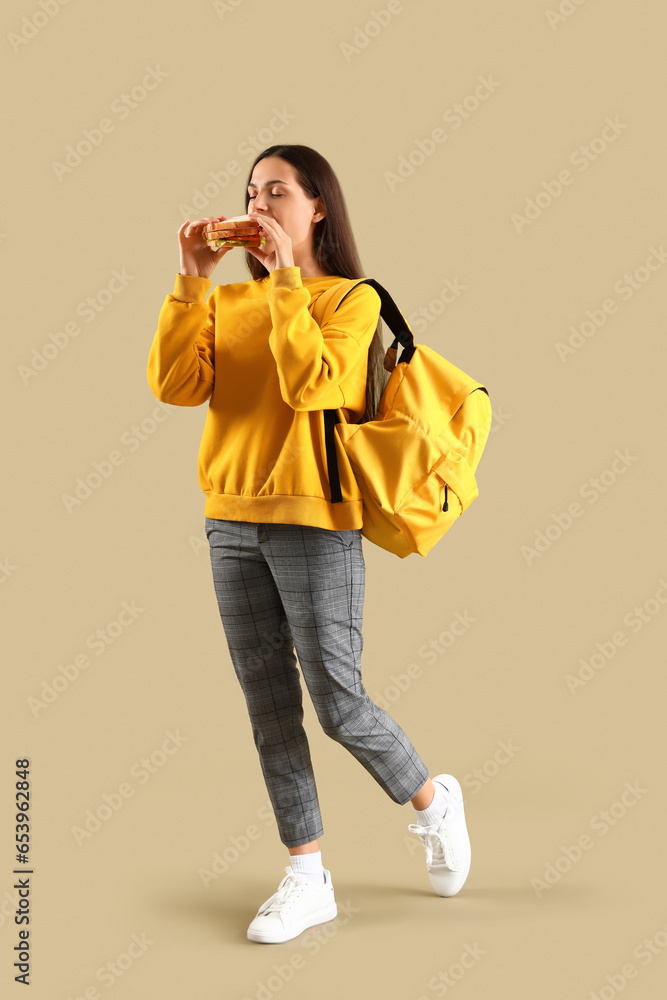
left=313, top=197, right=326, bottom=224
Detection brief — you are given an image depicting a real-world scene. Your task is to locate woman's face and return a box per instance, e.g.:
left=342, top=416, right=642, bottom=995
left=247, top=156, right=324, bottom=255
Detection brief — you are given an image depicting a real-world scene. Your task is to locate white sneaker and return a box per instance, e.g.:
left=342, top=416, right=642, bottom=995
left=407, top=774, right=471, bottom=897
left=247, top=865, right=338, bottom=944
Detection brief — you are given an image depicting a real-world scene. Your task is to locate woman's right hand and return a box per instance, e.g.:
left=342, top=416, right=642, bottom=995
left=178, top=216, right=235, bottom=280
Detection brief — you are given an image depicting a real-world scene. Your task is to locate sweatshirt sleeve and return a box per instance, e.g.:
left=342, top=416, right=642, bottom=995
left=146, top=273, right=216, bottom=406
left=265, top=267, right=381, bottom=411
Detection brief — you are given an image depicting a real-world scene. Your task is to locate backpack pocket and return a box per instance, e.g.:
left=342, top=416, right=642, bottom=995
left=395, top=450, right=478, bottom=554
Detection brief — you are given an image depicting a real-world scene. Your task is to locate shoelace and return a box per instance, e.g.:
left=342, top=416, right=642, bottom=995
left=258, top=866, right=316, bottom=915
left=408, top=820, right=461, bottom=871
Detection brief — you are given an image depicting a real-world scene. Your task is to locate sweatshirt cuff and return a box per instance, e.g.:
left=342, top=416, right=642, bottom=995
left=173, top=272, right=212, bottom=303
left=268, top=267, right=304, bottom=290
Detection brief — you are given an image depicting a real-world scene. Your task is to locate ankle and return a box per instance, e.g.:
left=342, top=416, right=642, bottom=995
left=289, top=849, right=325, bottom=883
left=413, top=781, right=448, bottom=826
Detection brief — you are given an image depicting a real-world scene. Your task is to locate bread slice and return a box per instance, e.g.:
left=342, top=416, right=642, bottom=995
left=202, top=213, right=267, bottom=246
left=204, top=225, right=258, bottom=237
left=203, top=214, right=260, bottom=234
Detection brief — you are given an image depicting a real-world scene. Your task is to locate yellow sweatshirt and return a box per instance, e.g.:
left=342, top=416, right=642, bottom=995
left=147, top=267, right=382, bottom=530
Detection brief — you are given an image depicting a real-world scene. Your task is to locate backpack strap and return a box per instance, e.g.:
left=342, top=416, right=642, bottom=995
left=311, top=277, right=361, bottom=326
left=335, top=278, right=414, bottom=356
left=322, top=277, right=417, bottom=502
left=314, top=280, right=363, bottom=503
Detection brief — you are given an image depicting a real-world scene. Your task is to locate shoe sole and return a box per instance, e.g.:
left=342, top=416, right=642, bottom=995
left=429, top=773, right=471, bottom=897
left=247, top=898, right=338, bottom=944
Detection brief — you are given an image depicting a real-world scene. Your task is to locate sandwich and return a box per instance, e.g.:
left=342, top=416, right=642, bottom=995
left=202, top=214, right=266, bottom=249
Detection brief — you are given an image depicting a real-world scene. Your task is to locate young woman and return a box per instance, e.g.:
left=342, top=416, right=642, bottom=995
left=147, top=144, right=471, bottom=944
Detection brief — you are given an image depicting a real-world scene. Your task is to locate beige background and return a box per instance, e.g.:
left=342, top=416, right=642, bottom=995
left=3, top=0, right=667, bottom=997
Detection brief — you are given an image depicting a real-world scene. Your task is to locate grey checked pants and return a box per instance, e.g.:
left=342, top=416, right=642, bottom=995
left=205, top=517, right=430, bottom=847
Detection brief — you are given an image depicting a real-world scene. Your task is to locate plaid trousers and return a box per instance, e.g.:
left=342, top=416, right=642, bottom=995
left=204, top=517, right=430, bottom=847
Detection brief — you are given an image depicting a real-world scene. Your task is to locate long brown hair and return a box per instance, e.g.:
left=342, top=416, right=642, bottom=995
left=242, top=144, right=389, bottom=424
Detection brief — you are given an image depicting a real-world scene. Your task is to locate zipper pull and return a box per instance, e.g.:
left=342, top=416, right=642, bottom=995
left=442, top=483, right=448, bottom=512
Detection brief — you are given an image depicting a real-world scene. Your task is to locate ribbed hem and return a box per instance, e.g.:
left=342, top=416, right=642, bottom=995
left=203, top=491, right=363, bottom=530
left=173, top=272, right=212, bottom=303
left=267, top=266, right=303, bottom=290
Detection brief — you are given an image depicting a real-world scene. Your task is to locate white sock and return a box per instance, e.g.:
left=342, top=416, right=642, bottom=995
left=289, top=849, right=325, bottom=883
left=413, top=781, right=448, bottom=827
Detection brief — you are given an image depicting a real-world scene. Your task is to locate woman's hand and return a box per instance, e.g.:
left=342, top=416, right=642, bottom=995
left=245, top=213, right=294, bottom=272
left=178, top=216, right=236, bottom=280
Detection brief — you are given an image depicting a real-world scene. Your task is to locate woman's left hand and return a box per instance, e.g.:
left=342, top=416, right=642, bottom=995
left=246, top=212, right=294, bottom=272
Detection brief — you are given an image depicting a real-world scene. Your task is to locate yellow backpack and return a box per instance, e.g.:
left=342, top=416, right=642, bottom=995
left=318, top=278, right=492, bottom=559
